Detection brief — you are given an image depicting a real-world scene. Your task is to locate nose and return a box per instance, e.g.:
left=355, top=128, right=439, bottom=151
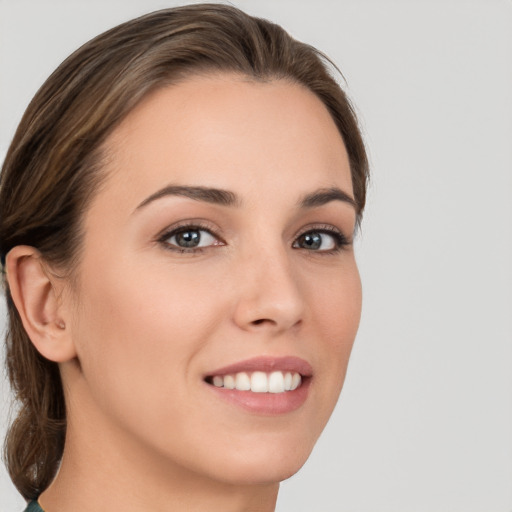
left=231, top=247, right=305, bottom=334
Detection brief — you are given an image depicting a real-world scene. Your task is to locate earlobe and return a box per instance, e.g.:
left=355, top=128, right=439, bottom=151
left=5, top=246, right=77, bottom=363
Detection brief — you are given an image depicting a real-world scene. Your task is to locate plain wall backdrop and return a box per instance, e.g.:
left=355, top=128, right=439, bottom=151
left=1, top=0, right=511, bottom=510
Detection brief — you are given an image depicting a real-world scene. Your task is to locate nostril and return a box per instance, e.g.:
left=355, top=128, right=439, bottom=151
left=251, top=318, right=277, bottom=326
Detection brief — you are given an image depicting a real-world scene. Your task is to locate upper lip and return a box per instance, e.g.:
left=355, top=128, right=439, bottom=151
left=205, top=356, right=313, bottom=377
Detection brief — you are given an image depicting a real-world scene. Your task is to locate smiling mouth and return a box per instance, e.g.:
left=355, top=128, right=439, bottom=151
left=205, top=371, right=303, bottom=393
left=204, top=356, right=313, bottom=414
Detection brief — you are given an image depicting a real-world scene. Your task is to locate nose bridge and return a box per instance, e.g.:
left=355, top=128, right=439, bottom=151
left=232, top=239, right=305, bottom=332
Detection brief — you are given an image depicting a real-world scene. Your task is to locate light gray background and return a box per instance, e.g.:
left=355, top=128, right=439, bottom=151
left=1, top=0, right=511, bottom=510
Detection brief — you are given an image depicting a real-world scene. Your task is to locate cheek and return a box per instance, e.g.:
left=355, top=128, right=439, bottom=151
left=309, top=261, right=362, bottom=351
left=305, top=261, right=362, bottom=408
left=71, top=258, right=223, bottom=420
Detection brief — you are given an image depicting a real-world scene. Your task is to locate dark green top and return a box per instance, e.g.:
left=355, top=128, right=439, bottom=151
left=24, top=502, right=44, bottom=512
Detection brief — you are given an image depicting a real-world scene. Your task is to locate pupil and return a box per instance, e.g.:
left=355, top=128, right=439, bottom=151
left=176, top=230, right=200, bottom=248
left=303, top=233, right=321, bottom=250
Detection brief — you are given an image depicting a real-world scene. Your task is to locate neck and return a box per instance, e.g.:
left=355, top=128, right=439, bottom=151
left=39, top=391, right=279, bottom=512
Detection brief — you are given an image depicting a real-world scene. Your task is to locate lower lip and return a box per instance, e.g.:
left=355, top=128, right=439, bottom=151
left=205, top=378, right=311, bottom=415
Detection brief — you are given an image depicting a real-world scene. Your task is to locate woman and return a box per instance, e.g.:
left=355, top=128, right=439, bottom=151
left=0, top=4, right=368, bottom=511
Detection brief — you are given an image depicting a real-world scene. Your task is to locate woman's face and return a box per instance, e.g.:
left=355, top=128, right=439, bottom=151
left=64, top=74, right=362, bottom=485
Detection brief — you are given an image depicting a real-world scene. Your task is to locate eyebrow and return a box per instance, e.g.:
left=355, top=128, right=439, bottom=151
left=135, top=185, right=240, bottom=211
left=298, top=187, right=357, bottom=210
left=135, top=184, right=356, bottom=212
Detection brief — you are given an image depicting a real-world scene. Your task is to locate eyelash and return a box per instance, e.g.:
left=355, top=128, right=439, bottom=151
left=157, top=222, right=351, bottom=255
left=293, top=224, right=351, bottom=254
left=157, top=221, right=221, bottom=254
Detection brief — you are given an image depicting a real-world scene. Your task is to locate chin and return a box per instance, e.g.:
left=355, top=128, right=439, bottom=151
left=201, top=432, right=317, bottom=486
left=217, top=456, right=310, bottom=486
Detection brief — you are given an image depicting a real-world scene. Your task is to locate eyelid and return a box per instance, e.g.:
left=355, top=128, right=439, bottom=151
left=295, top=223, right=351, bottom=241
left=293, top=223, right=352, bottom=251
left=155, top=220, right=352, bottom=254
left=156, top=220, right=225, bottom=251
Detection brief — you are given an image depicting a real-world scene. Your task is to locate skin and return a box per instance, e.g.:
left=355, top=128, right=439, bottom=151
left=10, top=74, right=362, bottom=512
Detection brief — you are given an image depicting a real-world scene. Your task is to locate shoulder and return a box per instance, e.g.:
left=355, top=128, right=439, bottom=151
left=24, top=502, right=44, bottom=512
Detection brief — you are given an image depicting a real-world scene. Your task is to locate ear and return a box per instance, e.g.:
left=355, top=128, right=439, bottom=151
left=5, top=245, right=77, bottom=363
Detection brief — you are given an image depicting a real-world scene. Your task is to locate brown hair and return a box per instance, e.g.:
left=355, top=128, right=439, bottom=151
left=0, top=3, right=368, bottom=500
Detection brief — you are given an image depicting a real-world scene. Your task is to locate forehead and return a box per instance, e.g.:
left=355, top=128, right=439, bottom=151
left=98, top=74, right=353, bottom=210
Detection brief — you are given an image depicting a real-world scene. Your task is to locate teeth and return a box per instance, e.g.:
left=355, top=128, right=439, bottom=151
left=268, top=371, right=285, bottom=393
left=209, top=371, right=303, bottom=393
left=251, top=371, right=268, bottom=392
left=235, top=372, right=251, bottom=391
left=223, top=374, right=236, bottom=389
left=291, top=372, right=301, bottom=391
left=284, top=372, right=293, bottom=391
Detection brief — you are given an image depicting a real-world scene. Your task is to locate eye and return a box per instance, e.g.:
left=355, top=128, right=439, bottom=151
left=160, top=225, right=222, bottom=252
left=293, top=228, right=349, bottom=252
